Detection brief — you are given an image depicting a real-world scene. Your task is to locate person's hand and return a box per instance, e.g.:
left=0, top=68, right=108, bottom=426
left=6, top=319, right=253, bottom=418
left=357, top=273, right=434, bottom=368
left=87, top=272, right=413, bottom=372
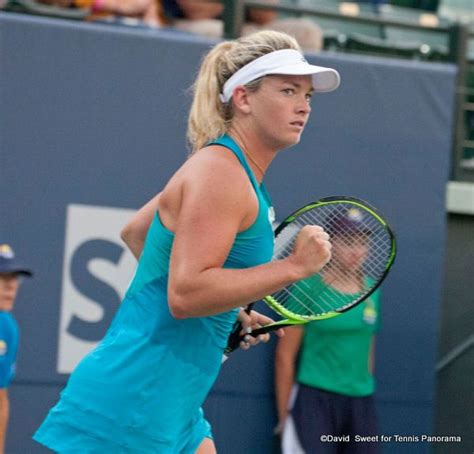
left=175, top=0, right=223, bottom=20
left=273, top=418, right=286, bottom=436
left=237, top=308, right=284, bottom=350
left=288, top=225, right=332, bottom=279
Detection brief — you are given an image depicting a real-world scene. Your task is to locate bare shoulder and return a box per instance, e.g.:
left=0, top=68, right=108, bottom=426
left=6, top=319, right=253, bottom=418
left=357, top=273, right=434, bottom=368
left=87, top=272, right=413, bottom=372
left=183, top=145, right=253, bottom=201
left=189, top=145, right=248, bottom=181
left=159, top=145, right=256, bottom=231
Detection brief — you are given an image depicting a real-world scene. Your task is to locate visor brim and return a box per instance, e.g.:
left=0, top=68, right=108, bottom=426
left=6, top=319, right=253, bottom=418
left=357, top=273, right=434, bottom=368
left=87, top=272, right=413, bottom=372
left=267, top=65, right=341, bottom=92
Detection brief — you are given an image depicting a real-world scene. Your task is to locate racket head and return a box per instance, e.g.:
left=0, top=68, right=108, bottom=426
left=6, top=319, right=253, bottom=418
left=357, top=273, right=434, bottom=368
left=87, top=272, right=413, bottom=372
left=265, top=196, right=396, bottom=322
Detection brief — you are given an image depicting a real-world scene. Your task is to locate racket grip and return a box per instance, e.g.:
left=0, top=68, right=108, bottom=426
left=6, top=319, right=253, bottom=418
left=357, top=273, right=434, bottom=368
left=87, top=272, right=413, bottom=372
left=223, top=304, right=254, bottom=356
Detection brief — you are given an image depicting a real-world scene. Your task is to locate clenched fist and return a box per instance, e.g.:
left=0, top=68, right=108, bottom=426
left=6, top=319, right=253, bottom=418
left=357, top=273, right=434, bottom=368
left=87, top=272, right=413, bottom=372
left=288, top=225, right=332, bottom=279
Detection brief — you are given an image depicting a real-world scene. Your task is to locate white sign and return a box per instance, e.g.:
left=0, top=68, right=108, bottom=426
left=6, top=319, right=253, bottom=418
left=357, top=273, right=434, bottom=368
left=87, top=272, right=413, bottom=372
left=57, top=204, right=137, bottom=373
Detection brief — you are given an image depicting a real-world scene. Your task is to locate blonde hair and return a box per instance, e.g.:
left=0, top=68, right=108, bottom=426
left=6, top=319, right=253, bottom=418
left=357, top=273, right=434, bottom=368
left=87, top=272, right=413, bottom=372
left=187, top=30, right=301, bottom=152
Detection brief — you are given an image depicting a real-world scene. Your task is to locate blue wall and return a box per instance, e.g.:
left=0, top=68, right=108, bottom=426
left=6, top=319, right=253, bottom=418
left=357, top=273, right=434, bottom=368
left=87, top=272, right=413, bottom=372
left=0, top=11, right=456, bottom=453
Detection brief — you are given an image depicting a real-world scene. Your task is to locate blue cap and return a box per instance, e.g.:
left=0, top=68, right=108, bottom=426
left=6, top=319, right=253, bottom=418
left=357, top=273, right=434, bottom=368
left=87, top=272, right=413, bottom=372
left=0, top=244, right=33, bottom=276
left=327, top=208, right=372, bottom=236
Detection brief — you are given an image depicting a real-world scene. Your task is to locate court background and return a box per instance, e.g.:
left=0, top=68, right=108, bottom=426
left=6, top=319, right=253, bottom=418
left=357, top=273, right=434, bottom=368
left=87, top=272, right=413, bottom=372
left=0, top=11, right=470, bottom=453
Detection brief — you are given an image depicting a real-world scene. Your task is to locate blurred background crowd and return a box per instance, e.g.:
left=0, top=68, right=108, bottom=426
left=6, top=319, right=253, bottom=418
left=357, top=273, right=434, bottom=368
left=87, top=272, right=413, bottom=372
left=1, top=0, right=473, bottom=176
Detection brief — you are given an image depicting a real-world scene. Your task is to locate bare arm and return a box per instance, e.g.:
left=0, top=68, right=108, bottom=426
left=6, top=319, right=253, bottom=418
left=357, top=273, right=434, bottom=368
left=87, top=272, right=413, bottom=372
left=167, top=152, right=331, bottom=319
left=0, top=389, right=9, bottom=454
left=369, top=336, right=376, bottom=374
left=38, top=0, right=152, bottom=13
left=121, top=193, right=162, bottom=260
left=97, top=0, right=152, bottom=15
left=175, top=0, right=277, bottom=24
left=175, top=0, right=223, bottom=20
left=275, top=326, right=303, bottom=427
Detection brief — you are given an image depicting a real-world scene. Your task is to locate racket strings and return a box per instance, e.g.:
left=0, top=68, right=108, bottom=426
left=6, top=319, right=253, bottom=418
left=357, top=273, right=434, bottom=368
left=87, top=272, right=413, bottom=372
left=271, top=202, right=392, bottom=317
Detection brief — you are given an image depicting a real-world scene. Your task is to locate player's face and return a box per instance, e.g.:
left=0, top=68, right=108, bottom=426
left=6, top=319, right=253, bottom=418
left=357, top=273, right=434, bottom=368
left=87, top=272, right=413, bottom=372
left=332, top=236, right=369, bottom=271
left=0, top=273, right=21, bottom=311
left=248, top=74, right=313, bottom=149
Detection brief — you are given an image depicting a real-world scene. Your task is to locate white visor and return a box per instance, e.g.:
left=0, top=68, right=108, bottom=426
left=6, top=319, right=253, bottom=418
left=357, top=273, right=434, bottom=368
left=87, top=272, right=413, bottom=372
left=220, top=49, right=340, bottom=103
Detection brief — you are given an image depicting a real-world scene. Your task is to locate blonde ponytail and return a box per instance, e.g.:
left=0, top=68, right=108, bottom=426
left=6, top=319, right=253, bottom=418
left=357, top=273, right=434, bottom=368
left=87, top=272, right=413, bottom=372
left=187, top=30, right=301, bottom=152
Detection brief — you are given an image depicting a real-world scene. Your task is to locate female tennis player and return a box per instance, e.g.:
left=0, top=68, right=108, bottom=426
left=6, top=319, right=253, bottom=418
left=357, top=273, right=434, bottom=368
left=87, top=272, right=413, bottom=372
left=34, top=30, right=340, bottom=453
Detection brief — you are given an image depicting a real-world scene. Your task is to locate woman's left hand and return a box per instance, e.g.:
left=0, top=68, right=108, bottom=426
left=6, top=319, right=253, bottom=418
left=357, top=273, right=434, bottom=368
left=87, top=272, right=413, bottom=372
left=237, top=308, right=284, bottom=350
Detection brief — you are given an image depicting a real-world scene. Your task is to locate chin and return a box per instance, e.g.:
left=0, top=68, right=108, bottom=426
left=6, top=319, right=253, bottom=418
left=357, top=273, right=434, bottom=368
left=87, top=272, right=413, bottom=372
left=0, top=300, right=14, bottom=311
left=293, top=135, right=302, bottom=145
left=280, top=133, right=301, bottom=149
left=286, top=135, right=302, bottom=148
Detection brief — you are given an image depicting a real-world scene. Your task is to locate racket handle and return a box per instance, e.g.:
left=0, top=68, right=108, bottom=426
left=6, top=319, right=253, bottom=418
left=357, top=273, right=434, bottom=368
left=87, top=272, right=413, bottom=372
left=223, top=304, right=254, bottom=357
left=244, top=322, right=291, bottom=337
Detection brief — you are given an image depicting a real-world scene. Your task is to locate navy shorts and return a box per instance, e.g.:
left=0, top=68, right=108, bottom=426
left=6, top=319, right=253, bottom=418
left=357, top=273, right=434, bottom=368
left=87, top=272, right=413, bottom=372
left=291, top=384, right=379, bottom=454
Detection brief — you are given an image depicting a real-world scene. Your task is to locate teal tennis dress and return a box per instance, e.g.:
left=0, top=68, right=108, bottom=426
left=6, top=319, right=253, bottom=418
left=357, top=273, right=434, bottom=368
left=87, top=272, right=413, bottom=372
left=34, top=135, right=275, bottom=453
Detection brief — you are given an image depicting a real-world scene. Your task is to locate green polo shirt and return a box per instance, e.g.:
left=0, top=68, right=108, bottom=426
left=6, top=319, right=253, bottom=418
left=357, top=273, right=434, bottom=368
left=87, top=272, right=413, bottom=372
left=296, top=283, right=380, bottom=397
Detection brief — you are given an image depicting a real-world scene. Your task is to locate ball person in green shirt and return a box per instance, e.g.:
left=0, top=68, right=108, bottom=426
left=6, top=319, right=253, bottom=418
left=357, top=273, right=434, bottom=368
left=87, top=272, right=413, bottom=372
left=275, top=209, right=380, bottom=454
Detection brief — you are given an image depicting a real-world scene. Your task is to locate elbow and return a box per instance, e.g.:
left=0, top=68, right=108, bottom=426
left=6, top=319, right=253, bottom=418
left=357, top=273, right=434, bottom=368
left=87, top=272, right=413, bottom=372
left=167, top=289, right=192, bottom=320
left=120, top=223, right=132, bottom=244
left=121, top=221, right=140, bottom=249
left=168, top=299, right=188, bottom=320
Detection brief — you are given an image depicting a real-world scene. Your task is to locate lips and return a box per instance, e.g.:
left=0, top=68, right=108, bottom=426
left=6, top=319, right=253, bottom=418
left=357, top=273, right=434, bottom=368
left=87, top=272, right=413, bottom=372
left=290, top=121, right=305, bottom=128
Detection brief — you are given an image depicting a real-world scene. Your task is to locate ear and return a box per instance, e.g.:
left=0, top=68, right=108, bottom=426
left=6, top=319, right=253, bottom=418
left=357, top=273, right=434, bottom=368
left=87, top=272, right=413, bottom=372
left=231, top=86, right=252, bottom=115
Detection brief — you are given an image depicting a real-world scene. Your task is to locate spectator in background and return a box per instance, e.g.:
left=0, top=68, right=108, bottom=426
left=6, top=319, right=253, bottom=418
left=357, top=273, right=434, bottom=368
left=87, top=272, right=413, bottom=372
left=274, top=212, right=381, bottom=454
left=0, top=244, right=32, bottom=454
left=36, top=0, right=162, bottom=27
left=162, top=0, right=324, bottom=52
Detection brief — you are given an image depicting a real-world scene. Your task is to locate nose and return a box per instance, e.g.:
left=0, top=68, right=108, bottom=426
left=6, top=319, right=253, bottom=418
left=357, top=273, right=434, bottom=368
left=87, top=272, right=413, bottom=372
left=296, top=96, right=311, bottom=115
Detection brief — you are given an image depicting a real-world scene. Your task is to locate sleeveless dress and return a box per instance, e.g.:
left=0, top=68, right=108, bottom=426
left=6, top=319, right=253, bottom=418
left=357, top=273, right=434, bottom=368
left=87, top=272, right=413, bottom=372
left=34, top=135, right=275, bottom=453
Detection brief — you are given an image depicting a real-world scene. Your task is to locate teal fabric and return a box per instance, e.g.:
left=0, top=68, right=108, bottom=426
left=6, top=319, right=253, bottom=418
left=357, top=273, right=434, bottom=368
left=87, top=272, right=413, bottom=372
left=0, top=312, right=19, bottom=388
left=127, top=133, right=274, bottom=301
left=34, top=134, right=275, bottom=453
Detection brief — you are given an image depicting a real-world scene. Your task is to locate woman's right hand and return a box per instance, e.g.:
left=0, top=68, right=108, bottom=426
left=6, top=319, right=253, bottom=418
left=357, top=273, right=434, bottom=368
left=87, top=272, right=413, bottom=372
left=288, top=225, right=332, bottom=279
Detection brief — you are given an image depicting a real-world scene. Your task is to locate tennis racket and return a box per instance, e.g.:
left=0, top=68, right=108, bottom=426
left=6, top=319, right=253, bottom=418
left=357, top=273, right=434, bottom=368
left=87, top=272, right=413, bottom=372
left=223, top=196, right=396, bottom=360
